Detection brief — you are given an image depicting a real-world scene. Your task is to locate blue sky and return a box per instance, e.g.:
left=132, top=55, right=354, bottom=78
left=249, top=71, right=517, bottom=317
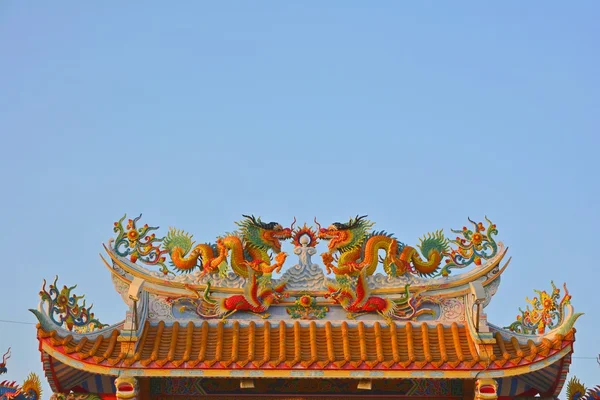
left=1, top=2, right=598, bottom=397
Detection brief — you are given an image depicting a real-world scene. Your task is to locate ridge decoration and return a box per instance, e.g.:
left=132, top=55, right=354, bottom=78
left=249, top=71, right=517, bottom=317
left=165, top=215, right=294, bottom=277
left=316, top=215, right=498, bottom=277
left=115, top=214, right=295, bottom=277
left=32, top=276, right=107, bottom=332
left=0, top=348, right=42, bottom=400
left=0, top=348, right=9, bottom=375
left=506, top=281, right=573, bottom=334
left=316, top=215, right=449, bottom=277
left=113, top=214, right=169, bottom=274
left=325, top=268, right=438, bottom=322
left=567, top=377, right=600, bottom=400
left=174, top=269, right=287, bottom=320
left=286, top=294, right=329, bottom=320
left=110, top=214, right=500, bottom=279
left=440, top=217, right=498, bottom=277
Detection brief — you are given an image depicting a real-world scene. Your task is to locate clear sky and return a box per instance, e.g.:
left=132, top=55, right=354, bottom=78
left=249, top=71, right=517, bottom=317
left=1, top=2, right=598, bottom=397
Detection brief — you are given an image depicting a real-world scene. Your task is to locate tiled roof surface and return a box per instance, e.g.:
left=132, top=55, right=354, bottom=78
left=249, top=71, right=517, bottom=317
left=37, top=321, right=574, bottom=370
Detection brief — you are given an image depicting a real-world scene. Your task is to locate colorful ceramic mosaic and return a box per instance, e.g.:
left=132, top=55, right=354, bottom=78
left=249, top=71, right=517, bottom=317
left=29, top=213, right=585, bottom=399
left=316, top=215, right=449, bottom=277
left=507, top=281, right=572, bottom=334
left=0, top=373, right=42, bottom=400
left=440, top=216, right=498, bottom=277
left=174, top=271, right=287, bottom=320
left=112, top=214, right=500, bottom=279
left=567, top=377, right=600, bottom=400
left=325, top=268, right=438, bottom=322
left=286, top=294, right=329, bottom=320
left=37, top=276, right=106, bottom=332
left=113, top=214, right=169, bottom=274
left=0, top=349, right=42, bottom=400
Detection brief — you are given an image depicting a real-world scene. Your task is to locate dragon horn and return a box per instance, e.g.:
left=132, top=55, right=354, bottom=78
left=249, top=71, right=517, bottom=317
left=467, top=217, right=478, bottom=230
left=314, top=217, right=322, bottom=231
left=242, top=214, right=258, bottom=225
left=2, top=348, right=10, bottom=363
left=290, top=217, right=296, bottom=231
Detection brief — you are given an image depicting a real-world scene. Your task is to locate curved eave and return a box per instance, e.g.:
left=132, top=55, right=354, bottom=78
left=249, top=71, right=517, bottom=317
left=489, top=304, right=583, bottom=345
left=30, top=301, right=125, bottom=341
left=102, top=242, right=509, bottom=299
left=39, top=341, right=573, bottom=380
left=37, top=320, right=575, bottom=380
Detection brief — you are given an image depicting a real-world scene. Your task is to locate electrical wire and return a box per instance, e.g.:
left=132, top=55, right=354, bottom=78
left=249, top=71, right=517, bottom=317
left=0, top=319, right=36, bottom=325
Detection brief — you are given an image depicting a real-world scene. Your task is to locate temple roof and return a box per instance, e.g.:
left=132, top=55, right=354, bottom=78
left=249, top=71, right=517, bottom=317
left=37, top=320, right=575, bottom=378
left=32, top=214, right=581, bottom=398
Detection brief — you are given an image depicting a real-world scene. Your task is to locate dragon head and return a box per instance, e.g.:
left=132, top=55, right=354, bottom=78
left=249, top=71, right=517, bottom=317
left=115, top=376, right=138, bottom=399
left=237, top=215, right=294, bottom=253
left=316, top=215, right=374, bottom=253
left=474, top=378, right=498, bottom=400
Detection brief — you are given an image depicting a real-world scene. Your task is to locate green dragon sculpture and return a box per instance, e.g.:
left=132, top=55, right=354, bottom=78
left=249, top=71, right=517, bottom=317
left=162, top=215, right=294, bottom=277
left=316, top=215, right=449, bottom=277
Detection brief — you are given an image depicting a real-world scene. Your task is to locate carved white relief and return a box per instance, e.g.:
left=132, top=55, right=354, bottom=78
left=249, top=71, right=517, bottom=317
left=440, top=298, right=465, bottom=322
left=482, top=276, right=501, bottom=308
left=148, top=294, right=174, bottom=320
left=112, top=274, right=131, bottom=304
left=280, top=234, right=326, bottom=291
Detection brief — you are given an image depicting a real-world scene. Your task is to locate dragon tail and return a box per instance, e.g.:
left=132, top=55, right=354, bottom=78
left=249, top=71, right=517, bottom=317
left=202, top=281, right=217, bottom=305
left=410, top=230, right=449, bottom=276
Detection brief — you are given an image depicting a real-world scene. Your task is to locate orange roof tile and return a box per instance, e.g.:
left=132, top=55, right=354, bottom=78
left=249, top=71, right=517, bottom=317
left=37, top=321, right=575, bottom=371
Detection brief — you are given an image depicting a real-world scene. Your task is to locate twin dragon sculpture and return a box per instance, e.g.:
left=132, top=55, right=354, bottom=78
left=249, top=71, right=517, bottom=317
left=107, top=213, right=499, bottom=322
left=36, top=214, right=578, bottom=330
left=34, top=214, right=503, bottom=328
left=112, top=213, right=499, bottom=279
left=24, top=214, right=594, bottom=397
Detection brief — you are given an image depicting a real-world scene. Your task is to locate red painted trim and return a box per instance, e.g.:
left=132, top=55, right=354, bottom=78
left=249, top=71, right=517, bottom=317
left=39, top=339, right=63, bottom=394
left=47, top=354, right=64, bottom=394
left=548, top=355, right=568, bottom=396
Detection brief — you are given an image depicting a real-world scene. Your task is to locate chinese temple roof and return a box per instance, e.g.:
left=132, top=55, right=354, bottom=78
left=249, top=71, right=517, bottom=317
left=37, top=320, right=575, bottom=377
left=31, top=214, right=582, bottom=399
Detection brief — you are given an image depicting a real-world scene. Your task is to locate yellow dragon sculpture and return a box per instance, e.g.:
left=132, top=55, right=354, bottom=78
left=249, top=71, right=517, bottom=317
left=316, top=215, right=448, bottom=277
left=162, top=215, right=294, bottom=277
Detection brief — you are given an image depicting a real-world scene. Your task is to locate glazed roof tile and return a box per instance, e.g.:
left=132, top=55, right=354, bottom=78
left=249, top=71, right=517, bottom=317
left=37, top=321, right=575, bottom=371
